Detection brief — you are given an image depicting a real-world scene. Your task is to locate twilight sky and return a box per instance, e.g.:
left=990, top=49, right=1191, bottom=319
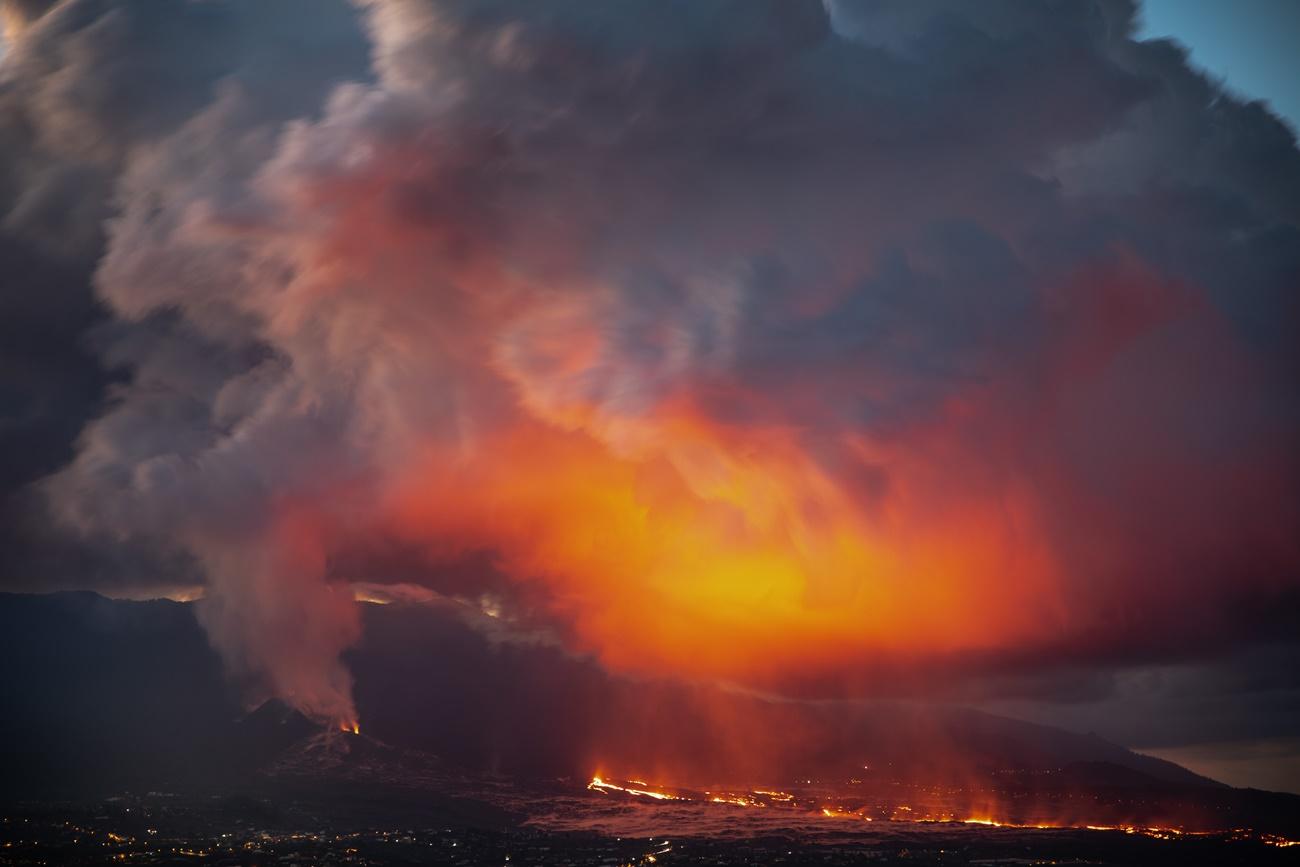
left=1138, top=0, right=1300, bottom=131
left=0, top=1, right=1297, bottom=792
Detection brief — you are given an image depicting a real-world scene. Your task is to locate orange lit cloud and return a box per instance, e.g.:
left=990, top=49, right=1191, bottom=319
left=41, top=0, right=1300, bottom=723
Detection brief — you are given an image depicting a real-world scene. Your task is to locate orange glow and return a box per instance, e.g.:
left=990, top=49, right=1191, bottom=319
left=385, top=398, right=1066, bottom=687
left=820, top=806, right=872, bottom=821
left=753, top=789, right=796, bottom=802
left=339, top=721, right=360, bottom=736
left=1263, top=835, right=1300, bottom=848
left=582, top=773, right=1296, bottom=844
left=960, top=817, right=1056, bottom=830
left=706, top=793, right=766, bottom=808
left=587, top=776, right=685, bottom=801
left=271, top=236, right=1299, bottom=698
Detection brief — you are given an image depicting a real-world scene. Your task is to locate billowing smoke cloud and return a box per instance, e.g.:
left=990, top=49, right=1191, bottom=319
left=13, top=0, right=1300, bottom=724
left=1, top=0, right=372, bottom=720
left=1, top=1, right=53, bottom=46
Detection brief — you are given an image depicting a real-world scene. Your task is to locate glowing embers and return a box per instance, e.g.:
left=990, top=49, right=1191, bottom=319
left=820, top=807, right=872, bottom=821
left=706, top=793, right=766, bottom=808
left=957, top=816, right=1057, bottom=830
left=588, top=776, right=686, bottom=801
left=338, top=721, right=360, bottom=736
left=1261, top=835, right=1300, bottom=848
left=753, top=789, right=796, bottom=803
left=580, top=773, right=1300, bottom=847
left=588, top=777, right=787, bottom=810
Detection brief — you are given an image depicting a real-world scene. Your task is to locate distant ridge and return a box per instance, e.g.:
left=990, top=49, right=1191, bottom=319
left=0, top=590, right=1234, bottom=796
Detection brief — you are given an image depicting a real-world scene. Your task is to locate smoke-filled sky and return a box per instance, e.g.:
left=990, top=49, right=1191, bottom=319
left=1, top=0, right=1298, bottom=791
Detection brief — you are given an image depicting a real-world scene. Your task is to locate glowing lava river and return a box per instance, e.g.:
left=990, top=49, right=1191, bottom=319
left=508, top=774, right=1300, bottom=853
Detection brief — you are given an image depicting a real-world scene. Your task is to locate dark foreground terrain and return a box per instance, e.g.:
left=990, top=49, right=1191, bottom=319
left=2, top=593, right=1298, bottom=865
left=2, top=732, right=1297, bottom=866
left=2, top=787, right=1297, bottom=866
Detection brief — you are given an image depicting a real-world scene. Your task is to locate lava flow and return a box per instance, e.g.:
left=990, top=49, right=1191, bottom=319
left=581, top=775, right=1300, bottom=848
left=588, top=776, right=686, bottom=801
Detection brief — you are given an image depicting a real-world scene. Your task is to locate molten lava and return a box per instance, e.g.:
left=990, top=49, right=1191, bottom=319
left=582, top=773, right=1300, bottom=847
left=588, top=776, right=685, bottom=801
left=706, top=793, right=767, bottom=808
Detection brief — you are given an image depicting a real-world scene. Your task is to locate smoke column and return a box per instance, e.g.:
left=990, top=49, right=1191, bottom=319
left=19, top=0, right=1299, bottom=722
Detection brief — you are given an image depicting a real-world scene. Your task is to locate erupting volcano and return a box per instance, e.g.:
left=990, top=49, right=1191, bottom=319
left=2, top=0, right=1299, bottom=863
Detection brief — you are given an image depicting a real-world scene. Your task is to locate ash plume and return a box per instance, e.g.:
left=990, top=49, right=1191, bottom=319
left=2, top=0, right=1295, bottom=723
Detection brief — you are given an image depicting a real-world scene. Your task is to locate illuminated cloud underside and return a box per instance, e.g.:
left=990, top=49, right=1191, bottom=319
left=13, top=0, right=1297, bottom=724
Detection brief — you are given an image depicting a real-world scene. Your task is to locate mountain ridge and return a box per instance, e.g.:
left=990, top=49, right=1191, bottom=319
left=0, top=590, right=1234, bottom=795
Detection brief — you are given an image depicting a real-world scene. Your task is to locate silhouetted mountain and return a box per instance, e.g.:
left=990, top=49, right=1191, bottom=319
left=1054, top=760, right=1183, bottom=789
left=0, top=591, right=241, bottom=797
left=0, top=591, right=1238, bottom=801
left=270, top=727, right=413, bottom=777
left=232, top=699, right=320, bottom=766
left=344, top=599, right=1222, bottom=788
